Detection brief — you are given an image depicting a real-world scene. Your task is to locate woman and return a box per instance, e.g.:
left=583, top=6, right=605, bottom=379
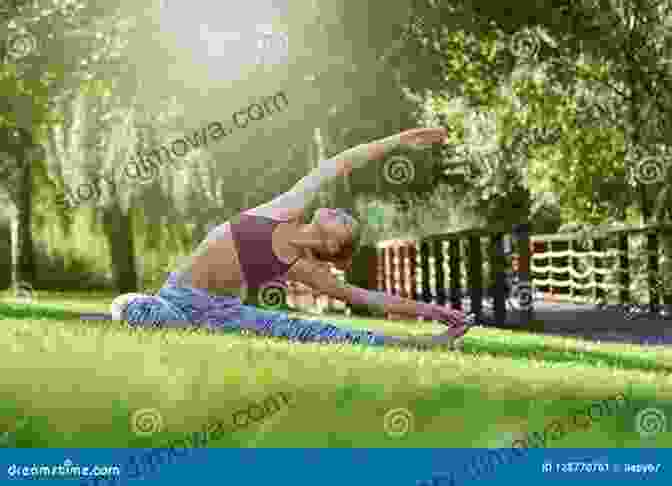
left=111, top=128, right=470, bottom=349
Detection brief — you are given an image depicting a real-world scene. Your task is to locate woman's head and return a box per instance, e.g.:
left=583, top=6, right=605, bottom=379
left=310, top=208, right=361, bottom=270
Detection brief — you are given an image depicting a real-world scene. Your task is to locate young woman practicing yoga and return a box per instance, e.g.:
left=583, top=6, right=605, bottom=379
left=110, top=127, right=470, bottom=349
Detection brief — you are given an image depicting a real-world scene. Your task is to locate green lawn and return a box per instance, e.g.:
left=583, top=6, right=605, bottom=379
left=1, top=291, right=671, bottom=448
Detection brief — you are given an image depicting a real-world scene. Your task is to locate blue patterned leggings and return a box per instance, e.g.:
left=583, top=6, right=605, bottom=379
left=123, top=275, right=386, bottom=347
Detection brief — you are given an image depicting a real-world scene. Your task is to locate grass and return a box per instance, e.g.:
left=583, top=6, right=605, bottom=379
left=1, top=290, right=671, bottom=448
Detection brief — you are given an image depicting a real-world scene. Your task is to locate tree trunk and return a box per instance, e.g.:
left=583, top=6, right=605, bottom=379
left=11, top=150, right=35, bottom=286
left=102, top=201, right=138, bottom=293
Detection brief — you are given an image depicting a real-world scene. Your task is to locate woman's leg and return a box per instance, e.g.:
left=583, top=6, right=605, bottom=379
left=115, top=283, right=469, bottom=349
left=204, top=304, right=468, bottom=349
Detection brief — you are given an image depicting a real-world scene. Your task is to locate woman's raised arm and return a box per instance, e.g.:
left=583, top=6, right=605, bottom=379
left=245, top=128, right=447, bottom=221
left=244, top=142, right=382, bottom=221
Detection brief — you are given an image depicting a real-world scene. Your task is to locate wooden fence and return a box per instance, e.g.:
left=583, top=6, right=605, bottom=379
left=530, top=223, right=672, bottom=311
left=375, top=226, right=532, bottom=325
left=372, top=223, right=672, bottom=325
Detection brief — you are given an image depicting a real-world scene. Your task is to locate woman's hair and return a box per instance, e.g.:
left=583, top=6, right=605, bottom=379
left=312, top=208, right=361, bottom=262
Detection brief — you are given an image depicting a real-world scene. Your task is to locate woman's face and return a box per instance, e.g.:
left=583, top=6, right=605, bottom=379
left=314, top=208, right=355, bottom=268
left=315, top=207, right=351, bottom=238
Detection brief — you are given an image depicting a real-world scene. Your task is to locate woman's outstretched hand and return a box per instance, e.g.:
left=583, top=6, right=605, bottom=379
left=369, top=127, right=448, bottom=161
left=398, top=127, right=448, bottom=149
left=435, top=306, right=468, bottom=328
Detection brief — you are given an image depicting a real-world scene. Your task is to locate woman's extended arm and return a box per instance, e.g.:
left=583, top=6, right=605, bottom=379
left=247, top=139, right=396, bottom=221
left=246, top=128, right=447, bottom=221
left=285, top=257, right=465, bottom=326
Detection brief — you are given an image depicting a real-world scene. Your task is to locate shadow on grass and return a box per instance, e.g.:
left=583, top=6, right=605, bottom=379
left=458, top=336, right=672, bottom=375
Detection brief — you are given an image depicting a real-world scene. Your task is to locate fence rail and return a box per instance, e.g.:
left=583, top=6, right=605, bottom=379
left=531, top=224, right=672, bottom=309
left=375, top=228, right=527, bottom=325
left=375, top=223, right=672, bottom=326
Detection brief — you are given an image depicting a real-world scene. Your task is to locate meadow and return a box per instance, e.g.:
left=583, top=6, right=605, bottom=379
left=1, top=290, right=670, bottom=449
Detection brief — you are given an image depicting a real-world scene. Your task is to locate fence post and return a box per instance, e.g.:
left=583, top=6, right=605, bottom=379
left=467, top=235, right=483, bottom=321
left=647, top=231, right=660, bottom=313
left=593, top=238, right=604, bottom=303
left=434, top=239, right=447, bottom=306
left=491, top=233, right=507, bottom=325
left=569, top=238, right=575, bottom=301
left=408, top=243, right=418, bottom=301
left=377, top=247, right=385, bottom=292
left=386, top=246, right=394, bottom=295
left=448, top=238, right=462, bottom=310
left=548, top=240, right=555, bottom=298
left=661, top=228, right=672, bottom=316
left=532, top=239, right=547, bottom=299
left=393, top=246, right=400, bottom=296
left=513, top=223, right=533, bottom=325
left=420, top=240, right=432, bottom=303
left=619, top=234, right=630, bottom=305
left=399, top=244, right=408, bottom=299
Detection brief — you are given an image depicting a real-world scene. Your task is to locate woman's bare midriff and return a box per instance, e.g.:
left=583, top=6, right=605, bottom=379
left=187, top=220, right=302, bottom=297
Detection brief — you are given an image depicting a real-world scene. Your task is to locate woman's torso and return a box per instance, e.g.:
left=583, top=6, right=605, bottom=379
left=174, top=216, right=302, bottom=298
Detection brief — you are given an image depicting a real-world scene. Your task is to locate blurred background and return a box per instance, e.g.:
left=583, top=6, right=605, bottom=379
left=1, top=0, right=670, bottom=304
